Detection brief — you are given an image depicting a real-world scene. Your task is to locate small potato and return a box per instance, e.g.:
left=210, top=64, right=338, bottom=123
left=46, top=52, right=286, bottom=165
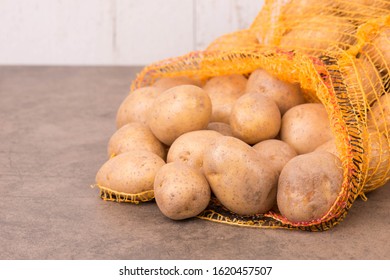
left=203, top=136, right=278, bottom=215
left=230, top=93, right=281, bottom=144
left=253, top=139, right=297, bottom=174
left=343, top=58, right=383, bottom=105
left=368, top=94, right=390, bottom=135
left=203, top=74, right=247, bottom=123
left=167, top=130, right=222, bottom=172
left=154, top=162, right=211, bottom=220
left=147, top=85, right=212, bottom=146
left=280, top=103, right=333, bottom=154
left=363, top=27, right=390, bottom=70
left=95, top=151, right=165, bottom=194
left=279, top=16, right=356, bottom=53
left=153, top=76, right=201, bottom=92
left=246, top=69, right=305, bottom=115
left=116, top=87, right=159, bottom=128
left=314, top=138, right=339, bottom=157
left=277, top=152, right=343, bottom=223
left=107, top=122, right=166, bottom=159
left=207, top=122, right=233, bottom=136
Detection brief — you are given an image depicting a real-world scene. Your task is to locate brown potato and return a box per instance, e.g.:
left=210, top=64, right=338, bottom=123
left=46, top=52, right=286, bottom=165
left=280, top=103, right=333, bottom=154
left=277, top=152, right=343, bottom=223
left=314, top=138, right=339, bottom=157
left=203, top=74, right=247, bottom=123
left=95, top=151, right=165, bottom=194
left=147, top=85, right=212, bottom=146
left=153, top=76, right=201, bottom=92
left=154, top=162, right=211, bottom=220
left=167, top=130, right=222, bottom=173
left=230, top=93, right=281, bottom=144
left=279, top=16, right=356, bottom=54
left=363, top=27, right=390, bottom=70
left=116, top=87, right=159, bottom=128
left=246, top=69, right=305, bottom=115
left=343, top=58, right=383, bottom=105
left=368, top=94, right=390, bottom=135
left=253, top=139, right=297, bottom=174
left=203, top=136, right=278, bottom=215
left=107, top=122, right=166, bottom=159
left=207, top=122, right=233, bottom=136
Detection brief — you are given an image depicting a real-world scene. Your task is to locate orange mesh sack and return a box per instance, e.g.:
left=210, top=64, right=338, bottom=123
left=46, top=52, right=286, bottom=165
left=96, top=0, right=390, bottom=231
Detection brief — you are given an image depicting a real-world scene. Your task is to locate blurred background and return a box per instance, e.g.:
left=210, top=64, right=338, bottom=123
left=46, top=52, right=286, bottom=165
left=0, top=0, right=264, bottom=66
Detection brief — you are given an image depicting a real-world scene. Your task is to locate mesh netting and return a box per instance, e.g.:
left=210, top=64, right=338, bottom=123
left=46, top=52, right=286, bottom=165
left=104, top=0, right=390, bottom=231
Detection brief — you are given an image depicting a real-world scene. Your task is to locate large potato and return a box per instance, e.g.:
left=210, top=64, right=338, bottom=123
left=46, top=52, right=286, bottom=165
left=167, top=130, right=222, bottom=173
left=364, top=27, right=390, bottom=70
left=153, top=76, right=201, bottom=92
left=314, top=138, right=339, bottom=157
left=343, top=58, right=383, bottom=105
left=230, top=93, right=281, bottom=144
left=95, top=151, right=165, bottom=194
left=246, top=69, right=304, bottom=115
left=279, top=16, right=356, bottom=53
left=277, top=152, right=343, bottom=223
left=147, top=85, right=212, bottom=145
left=368, top=94, right=390, bottom=135
left=253, top=139, right=297, bottom=174
left=280, top=103, right=333, bottom=154
left=203, top=74, right=247, bottom=123
left=116, top=87, right=159, bottom=128
left=203, top=136, right=278, bottom=215
left=107, top=122, right=166, bottom=159
left=207, top=122, right=233, bottom=136
left=154, top=162, right=211, bottom=220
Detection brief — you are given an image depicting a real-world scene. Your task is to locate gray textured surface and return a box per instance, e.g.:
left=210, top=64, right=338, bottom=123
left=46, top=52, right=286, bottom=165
left=0, top=66, right=389, bottom=260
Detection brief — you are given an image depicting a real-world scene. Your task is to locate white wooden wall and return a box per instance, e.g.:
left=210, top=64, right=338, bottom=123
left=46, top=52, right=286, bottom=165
left=0, top=0, right=264, bottom=65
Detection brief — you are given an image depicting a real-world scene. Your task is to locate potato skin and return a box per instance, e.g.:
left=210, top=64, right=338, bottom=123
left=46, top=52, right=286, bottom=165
left=147, top=85, right=212, bottom=146
left=230, top=93, right=281, bottom=144
left=116, top=87, right=159, bottom=128
left=253, top=139, right=297, bottom=174
left=167, top=130, right=222, bottom=172
left=280, top=103, right=333, bottom=154
left=207, top=122, right=233, bottom=136
left=364, top=27, right=390, bottom=70
left=95, top=151, right=165, bottom=194
left=277, top=152, right=343, bottom=223
left=107, top=122, right=166, bottom=159
left=314, top=138, right=339, bottom=157
left=154, top=162, right=211, bottom=220
left=203, top=136, right=278, bottom=215
left=153, top=76, right=201, bottom=92
left=246, top=69, right=304, bottom=115
left=203, top=74, right=247, bottom=123
left=368, top=94, right=390, bottom=135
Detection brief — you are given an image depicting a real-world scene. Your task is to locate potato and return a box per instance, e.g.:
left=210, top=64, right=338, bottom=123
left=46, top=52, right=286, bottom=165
left=279, top=16, right=356, bottom=53
left=95, top=151, right=165, bottom=194
left=314, top=138, right=339, bottom=157
left=154, top=162, right=211, bottom=220
left=203, top=136, right=278, bottom=215
left=281, top=0, right=337, bottom=16
left=246, top=69, right=304, bottom=115
left=147, top=85, right=212, bottom=146
left=153, top=76, right=201, bottom=92
left=253, top=139, right=297, bottom=174
left=207, top=122, right=233, bottom=136
left=116, top=87, right=159, bottom=128
left=368, top=94, right=390, bottom=135
left=277, top=152, right=343, bottom=223
left=280, top=103, right=333, bottom=154
left=167, top=130, right=222, bottom=172
left=230, top=93, right=281, bottom=144
left=364, top=27, right=390, bottom=70
left=203, top=74, right=247, bottom=123
left=107, top=122, right=166, bottom=159
left=365, top=129, right=390, bottom=188
left=343, top=58, right=383, bottom=105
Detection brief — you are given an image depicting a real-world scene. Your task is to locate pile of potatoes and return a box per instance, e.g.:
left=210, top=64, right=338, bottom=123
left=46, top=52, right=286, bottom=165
left=95, top=67, right=356, bottom=224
